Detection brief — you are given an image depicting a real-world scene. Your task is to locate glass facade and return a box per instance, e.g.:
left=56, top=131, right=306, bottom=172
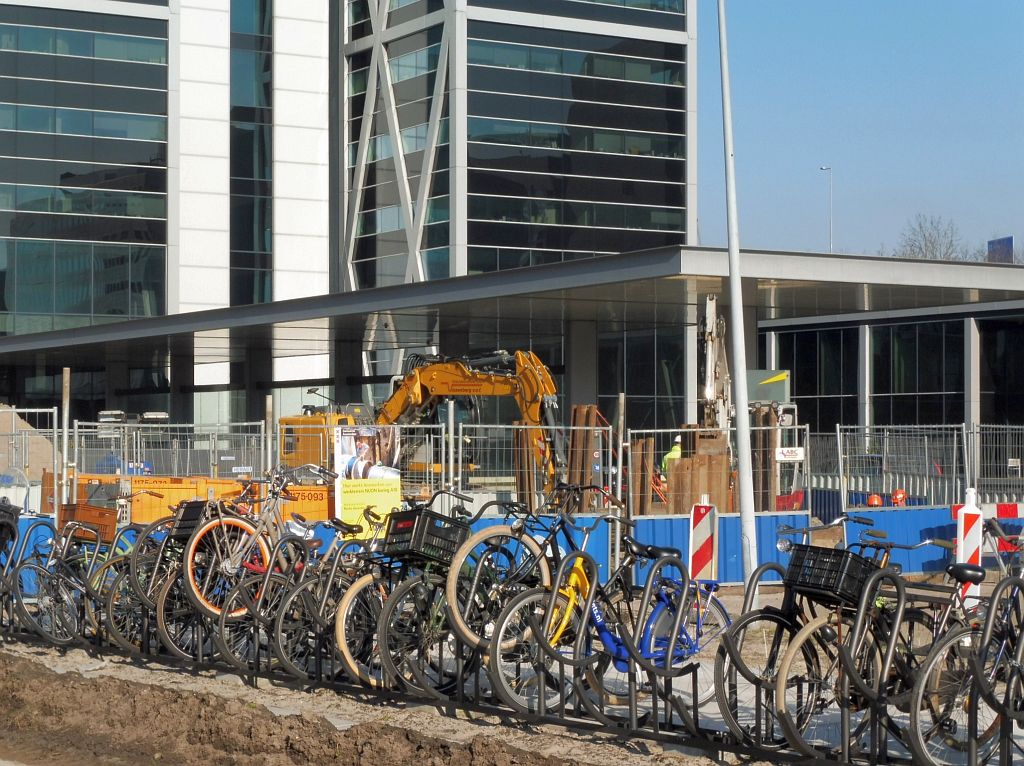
left=773, top=321, right=966, bottom=432
left=776, top=327, right=859, bottom=433
left=978, top=319, right=1024, bottom=424
left=871, top=321, right=963, bottom=426
left=465, top=22, right=685, bottom=272
left=0, top=6, right=167, bottom=331
left=598, top=325, right=686, bottom=429
left=346, top=17, right=450, bottom=289
left=230, top=0, right=272, bottom=306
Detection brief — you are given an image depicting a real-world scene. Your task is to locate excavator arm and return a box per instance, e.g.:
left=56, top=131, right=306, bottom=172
left=375, top=350, right=564, bottom=489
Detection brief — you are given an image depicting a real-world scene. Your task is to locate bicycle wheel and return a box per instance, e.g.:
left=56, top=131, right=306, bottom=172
left=155, top=568, right=218, bottom=662
left=907, top=625, right=1005, bottom=766
left=648, top=590, right=730, bottom=707
left=182, top=515, right=270, bottom=620
left=214, top=572, right=290, bottom=673
left=445, top=525, right=551, bottom=651
left=14, top=562, right=79, bottom=645
left=83, top=553, right=131, bottom=639
left=104, top=567, right=158, bottom=654
left=129, top=516, right=175, bottom=610
left=334, top=572, right=389, bottom=688
left=774, top=611, right=878, bottom=759
left=273, top=572, right=349, bottom=681
left=713, top=608, right=804, bottom=749
left=488, top=586, right=581, bottom=715
left=379, top=573, right=478, bottom=699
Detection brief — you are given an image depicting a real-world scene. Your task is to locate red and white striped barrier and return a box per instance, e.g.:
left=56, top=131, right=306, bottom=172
left=951, top=501, right=1024, bottom=553
left=689, top=501, right=717, bottom=581
left=955, top=493, right=984, bottom=606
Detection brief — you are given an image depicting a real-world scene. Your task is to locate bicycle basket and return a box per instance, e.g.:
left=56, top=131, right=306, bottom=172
left=783, top=544, right=879, bottom=607
left=380, top=508, right=469, bottom=565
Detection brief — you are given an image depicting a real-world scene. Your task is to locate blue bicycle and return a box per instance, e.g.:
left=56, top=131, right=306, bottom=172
left=487, top=528, right=730, bottom=715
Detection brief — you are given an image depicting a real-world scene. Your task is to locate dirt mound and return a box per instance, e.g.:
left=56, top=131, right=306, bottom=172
left=0, top=652, right=579, bottom=766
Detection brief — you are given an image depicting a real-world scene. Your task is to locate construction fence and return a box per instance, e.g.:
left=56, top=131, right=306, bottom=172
left=12, top=411, right=1024, bottom=519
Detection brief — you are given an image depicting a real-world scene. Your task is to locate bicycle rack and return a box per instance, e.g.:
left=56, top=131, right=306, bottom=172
left=718, top=561, right=788, bottom=749
left=612, top=553, right=699, bottom=737
left=2, top=518, right=56, bottom=637
left=968, top=573, right=1024, bottom=766
left=835, top=566, right=907, bottom=764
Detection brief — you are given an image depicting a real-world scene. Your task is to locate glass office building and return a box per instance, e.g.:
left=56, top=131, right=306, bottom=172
left=341, top=0, right=690, bottom=290
left=0, top=5, right=167, bottom=334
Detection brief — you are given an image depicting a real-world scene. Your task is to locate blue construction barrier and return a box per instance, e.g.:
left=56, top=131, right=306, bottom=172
left=842, top=506, right=956, bottom=574
left=633, top=511, right=811, bottom=586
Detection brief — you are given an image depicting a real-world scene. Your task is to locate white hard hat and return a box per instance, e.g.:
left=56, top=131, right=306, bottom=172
left=673, top=435, right=682, bottom=444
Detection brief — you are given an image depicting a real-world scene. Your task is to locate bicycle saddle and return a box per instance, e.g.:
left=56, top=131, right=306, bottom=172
left=330, top=519, right=363, bottom=536
left=945, top=562, right=986, bottom=585
left=623, top=535, right=682, bottom=561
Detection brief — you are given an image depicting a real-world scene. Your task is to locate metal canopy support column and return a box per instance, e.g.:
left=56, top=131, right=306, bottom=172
left=566, top=320, right=598, bottom=409
left=169, top=335, right=195, bottom=423
left=965, top=317, right=981, bottom=485
left=858, top=324, right=871, bottom=428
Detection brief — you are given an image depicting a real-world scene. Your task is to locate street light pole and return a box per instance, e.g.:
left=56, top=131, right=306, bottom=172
left=717, top=0, right=758, bottom=588
left=819, top=165, right=832, bottom=252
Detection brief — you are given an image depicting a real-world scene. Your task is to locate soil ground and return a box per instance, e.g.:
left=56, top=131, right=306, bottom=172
left=0, top=639, right=775, bottom=766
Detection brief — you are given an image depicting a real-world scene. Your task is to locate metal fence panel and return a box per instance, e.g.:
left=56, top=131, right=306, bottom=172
left=971, top=424, right=1024, bottom=503
left=626, top=425, right=810, bottom=517
left=837, top=424, right=967, bottom=512
left=0, top=407, right=58, bottom=511
left=73, top=421, right=266, bottom=479
left=456, top=424, right=614, bottom=510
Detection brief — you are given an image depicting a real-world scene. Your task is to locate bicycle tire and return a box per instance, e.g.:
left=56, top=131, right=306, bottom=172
left=648, top=590, right=730, bottom=707
left=907, top=625, right=1004, bottom=766
left=487, top=586, right=579, bottom=715
left=713, top=607, right=804, bottom=749
left=774, top=611, right=878, bottom=759
left=82, top=553, right=131, bottom=640
left=104, top=568, right=158, bottom=654
left=273, top=573, right=349, bottom=681
left=128, top=516, right=175, bottom=610
left=14, top=561, right=79, bottom=646
left=182, top=515, right=270, bottom=620
left=155, top=568, right=218, bottom=662
left=444, top=525, right=552, bottom=650
left=214, top=572, right=290, bottom=673
left=334, top=572, right=389, bottom=688
left=379, top=573, right=478, bottom=699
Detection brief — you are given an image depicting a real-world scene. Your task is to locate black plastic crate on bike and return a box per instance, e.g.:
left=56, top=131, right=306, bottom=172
left=168, top=500, right=210, bottom=542
left=783, top=543, right=879, bottom=607
left=380, top=508, right=469, bottom=565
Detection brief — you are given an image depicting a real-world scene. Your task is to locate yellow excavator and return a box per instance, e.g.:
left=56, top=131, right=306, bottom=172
left=279, top=350, right=565, bottom=489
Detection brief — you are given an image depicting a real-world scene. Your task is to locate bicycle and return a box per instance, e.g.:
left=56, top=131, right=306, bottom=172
left=181, top=464, right=336, bottom=620
left=272, top=508, right=385, bottom=681
left=713, top=513, right=873, bottom=749
left=334, top=488, right=471, bottom=690
left=772, top=530, right=963, bottom=759
left=444, top=484, right=627, bottom=655
left=486, top=517, right=730, bottom=715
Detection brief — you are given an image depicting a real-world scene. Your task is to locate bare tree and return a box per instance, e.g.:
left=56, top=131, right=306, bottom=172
left=893, top=214, right=964, bottom=260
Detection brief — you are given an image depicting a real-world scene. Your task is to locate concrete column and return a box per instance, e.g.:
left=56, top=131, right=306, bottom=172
left=858, top=324, right=871, bottom=427
left=566, top=320, right=597, bottom=408
left=764, top=330, right=778, bottom=370
left=169, top=335, right=195, bottom=423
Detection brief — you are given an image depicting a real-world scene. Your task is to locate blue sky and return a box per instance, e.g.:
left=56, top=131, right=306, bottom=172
left=696, top=2, right=1024, bottom=255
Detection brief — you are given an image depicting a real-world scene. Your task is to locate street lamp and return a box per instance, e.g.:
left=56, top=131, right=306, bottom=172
left=819, top=165, right=833, bottom=252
